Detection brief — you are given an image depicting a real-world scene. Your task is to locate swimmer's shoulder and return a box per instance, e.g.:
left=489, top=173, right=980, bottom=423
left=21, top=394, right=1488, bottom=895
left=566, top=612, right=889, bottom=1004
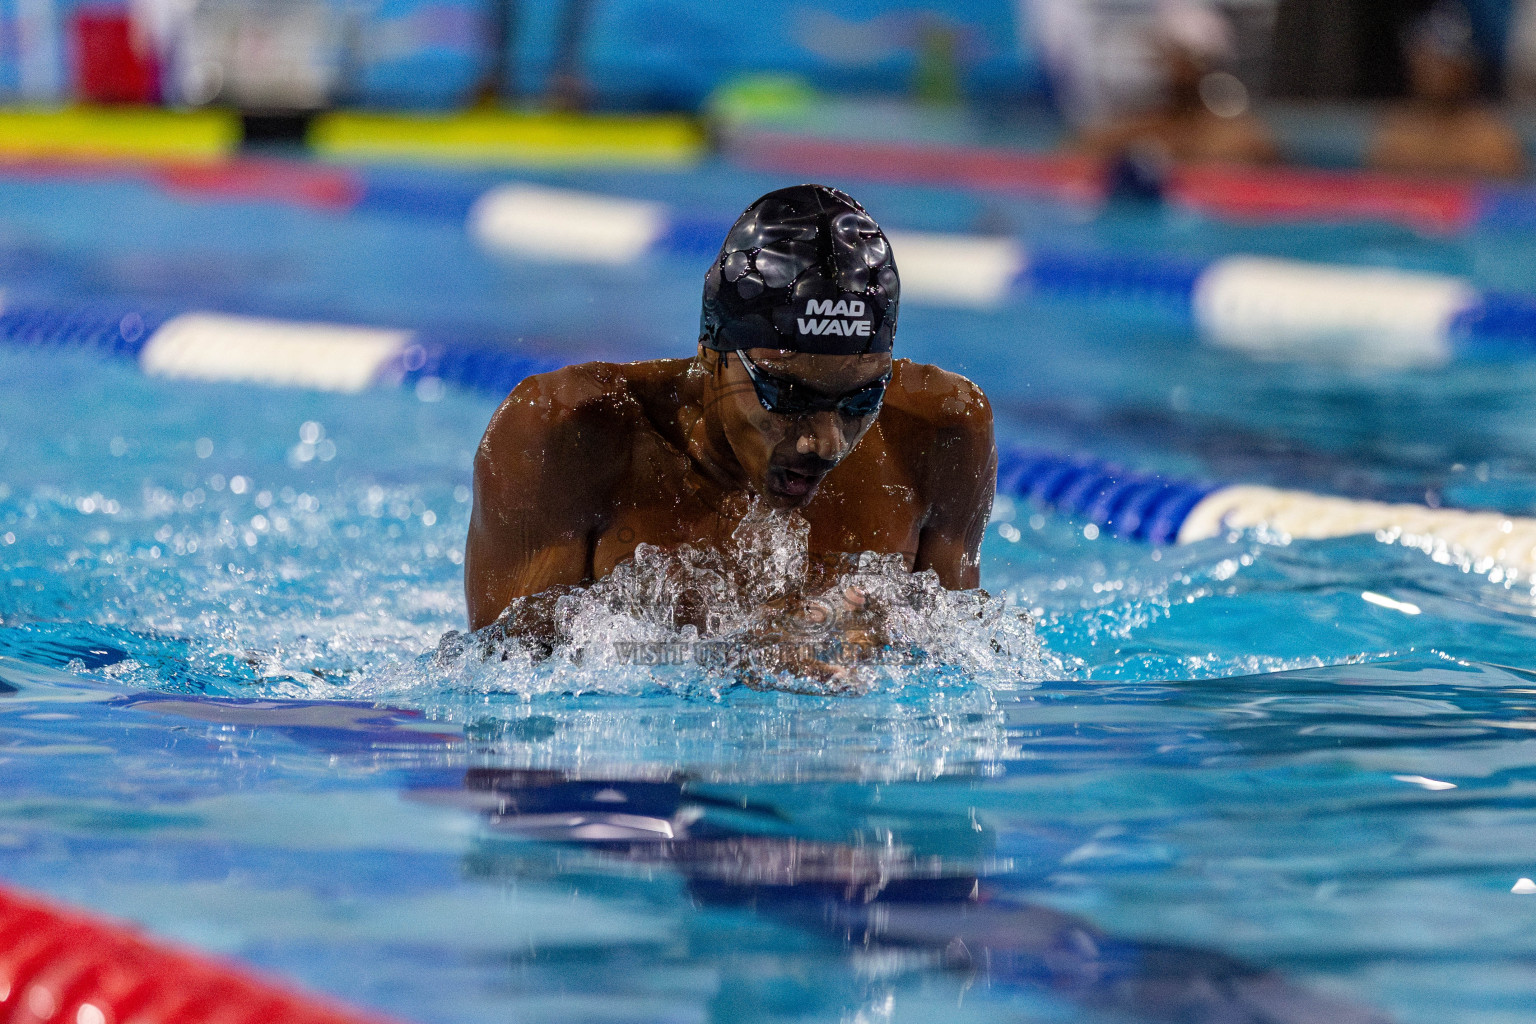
left=491, top=359, right=675, bottom=429
left=884, top=359, right=993, bottom=439
left=879, top=360, right=995, bottom=514
left=479, top=360, right=661, bottom=473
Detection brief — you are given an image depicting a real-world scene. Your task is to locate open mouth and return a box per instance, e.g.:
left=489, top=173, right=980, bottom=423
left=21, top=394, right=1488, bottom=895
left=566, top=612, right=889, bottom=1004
left=767, top=466, right=824, bottom=499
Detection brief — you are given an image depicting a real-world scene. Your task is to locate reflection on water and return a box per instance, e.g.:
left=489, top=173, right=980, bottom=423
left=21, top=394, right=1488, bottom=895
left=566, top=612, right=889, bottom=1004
left=415, top=768, right=1391, bottom=1024
left=7, top=610, right=1536, bottom=1020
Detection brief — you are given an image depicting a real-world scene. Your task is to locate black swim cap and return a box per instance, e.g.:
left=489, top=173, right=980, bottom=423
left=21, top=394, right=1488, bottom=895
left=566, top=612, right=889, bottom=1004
left=700, top=184, right=899, bottom=355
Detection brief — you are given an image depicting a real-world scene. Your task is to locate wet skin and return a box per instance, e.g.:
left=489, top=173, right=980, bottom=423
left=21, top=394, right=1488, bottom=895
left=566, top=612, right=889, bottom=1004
left=464, top=347, right=996, bottom=631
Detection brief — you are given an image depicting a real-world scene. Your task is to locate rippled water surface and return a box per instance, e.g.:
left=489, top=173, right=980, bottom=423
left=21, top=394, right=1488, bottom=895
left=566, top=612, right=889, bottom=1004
left=3, top=167, right=1536, bottom=1023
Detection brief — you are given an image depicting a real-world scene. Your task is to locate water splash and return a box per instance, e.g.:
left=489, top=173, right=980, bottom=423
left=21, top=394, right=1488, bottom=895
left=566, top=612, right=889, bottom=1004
left=424, top=502, right=1048, bottom=700
left=320, top=504, right=1057, bottom=781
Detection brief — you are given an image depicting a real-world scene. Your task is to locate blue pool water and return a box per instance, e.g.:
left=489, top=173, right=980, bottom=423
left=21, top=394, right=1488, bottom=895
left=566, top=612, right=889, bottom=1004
left=3, top=163, right=1536, bottom=1022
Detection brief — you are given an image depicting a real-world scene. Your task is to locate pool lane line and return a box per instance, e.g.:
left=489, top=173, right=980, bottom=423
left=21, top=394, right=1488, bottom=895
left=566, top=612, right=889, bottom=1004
left=724, top=128, right=1531, bottom=236
left=309, top=110, right=707, bottom=168
left=4, top=297, right=1534, bottom=577
left=0, top=107, right=1516, bottom=236
left=0, top=107, right=242, bottom=163
left=0, top=303, right=561, bottom=397
left=0, top=153, right=372, bottom=212
left=467, top=183, right=1536, bottom=365
left=997, top=398, right=1460, bottom=508
left=1001, top=450, right=1536, bottom=576
left=0, top=881, right=403, bottom=1024
left=1, top=159, right=1532, bottom=364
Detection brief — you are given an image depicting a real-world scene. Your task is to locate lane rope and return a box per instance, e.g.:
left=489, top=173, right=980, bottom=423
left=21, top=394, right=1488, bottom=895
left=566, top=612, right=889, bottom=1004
left=466, top=183, right=1536, bottom=364
left=723, top=129, right=1534, bottom=236
left=5, top=300, right=1533, bottom=575
left=1000, top=449, right=1536, bottom=578
left=2, top=159, right=1533, bottom=363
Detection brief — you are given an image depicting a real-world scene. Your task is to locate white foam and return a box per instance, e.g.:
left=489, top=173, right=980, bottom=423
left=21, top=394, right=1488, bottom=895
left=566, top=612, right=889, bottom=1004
left=885, top=231, right=1026, bottom=308
left=469, top=184, right=668, bottom=265
left=1193, top=257, right=1475, bottom=366
left=139, top=313, right=410, bottom=393
left=1178, top=484, right=1536, bottom=576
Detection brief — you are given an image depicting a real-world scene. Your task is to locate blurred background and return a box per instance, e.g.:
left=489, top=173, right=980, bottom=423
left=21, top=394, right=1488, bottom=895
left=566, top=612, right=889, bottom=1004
left=0, top=0, right=1532, bottom=160
left=10, top=0, right=1536, bottom=508
left=11, top=11, right=1536, bottom=1022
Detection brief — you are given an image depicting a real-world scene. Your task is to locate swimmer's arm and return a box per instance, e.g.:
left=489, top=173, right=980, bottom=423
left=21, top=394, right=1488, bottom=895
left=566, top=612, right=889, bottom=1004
left=913, top=383, right=996, bottom=590
left=465, top=369, right=627, bottom=631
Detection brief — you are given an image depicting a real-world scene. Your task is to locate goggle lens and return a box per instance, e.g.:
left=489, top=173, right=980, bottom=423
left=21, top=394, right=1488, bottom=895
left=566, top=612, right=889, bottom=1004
left=737, top=352, right=888, bottom=419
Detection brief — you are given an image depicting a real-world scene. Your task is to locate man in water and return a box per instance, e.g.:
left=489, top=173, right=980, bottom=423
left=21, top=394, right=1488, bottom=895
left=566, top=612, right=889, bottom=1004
left=464, top=184, right=995, bottom=643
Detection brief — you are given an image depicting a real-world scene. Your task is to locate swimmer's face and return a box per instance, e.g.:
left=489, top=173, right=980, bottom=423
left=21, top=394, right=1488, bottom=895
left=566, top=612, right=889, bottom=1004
left=710, top=347, right=893, bottom=509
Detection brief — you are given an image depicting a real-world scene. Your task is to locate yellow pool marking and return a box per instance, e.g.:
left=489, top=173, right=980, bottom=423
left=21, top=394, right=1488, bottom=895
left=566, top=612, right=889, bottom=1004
left=0, top=106, right=239, bottom=162
left=309, top=110, right=706, bottom=168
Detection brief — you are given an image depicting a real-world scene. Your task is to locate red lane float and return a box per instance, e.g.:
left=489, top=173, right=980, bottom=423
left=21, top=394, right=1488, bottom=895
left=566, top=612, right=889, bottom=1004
left=0, top=132, right=1497, bottom=232
left=726, top=130, right=1486, bottom=234
left=724, top=130, right=1105, bottom=204
left=0, top=883, right=400, bottom=1024
left=0, top=156, right=153, bottom=183
left=153, top=160, right=364, bottom=211
left=0, top=155, right=364, bottom=212
left=1167, top=163, right=1478, bottom=234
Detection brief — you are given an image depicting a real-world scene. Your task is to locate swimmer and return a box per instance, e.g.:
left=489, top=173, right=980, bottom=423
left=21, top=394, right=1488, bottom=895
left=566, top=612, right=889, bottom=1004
left=1075, top=0, right=1278, bottom=175
left=1367, top=1, right=1526, bottom=180
left=464, top=184, right=996, bottom=655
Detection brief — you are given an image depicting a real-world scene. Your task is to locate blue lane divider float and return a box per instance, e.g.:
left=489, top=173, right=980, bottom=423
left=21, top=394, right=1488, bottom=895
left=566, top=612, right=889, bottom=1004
left=466, top=183, right=1536, bottom=366
left=1001, top=448, right=1536, bottom=579
left=0, top=302, right=175, bottom=358
left=995, top=449, right=1216, bottom=545
left=6, top=296, right=1536, bottom=579
left=347, top=155, right=1536, bottom=238
left=353, top=170, right=488, bottom=221
left=0, top=300, right=560, bottom=395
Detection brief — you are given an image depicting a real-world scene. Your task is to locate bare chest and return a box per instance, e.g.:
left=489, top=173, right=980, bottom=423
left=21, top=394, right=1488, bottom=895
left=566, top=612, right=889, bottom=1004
left=589, top=437, right=928, bottom=582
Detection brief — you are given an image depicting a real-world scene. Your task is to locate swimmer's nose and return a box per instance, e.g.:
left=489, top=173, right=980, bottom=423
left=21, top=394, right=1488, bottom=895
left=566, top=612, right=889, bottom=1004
left=796, top=412, right=852, bottom=462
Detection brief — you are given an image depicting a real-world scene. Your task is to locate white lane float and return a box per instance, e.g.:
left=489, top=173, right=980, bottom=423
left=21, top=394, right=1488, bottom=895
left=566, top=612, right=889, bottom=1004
left=465, top=182, right=1528, bottom=364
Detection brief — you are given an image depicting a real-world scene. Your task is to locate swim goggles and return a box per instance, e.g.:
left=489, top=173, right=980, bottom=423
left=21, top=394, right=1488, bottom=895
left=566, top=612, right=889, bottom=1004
left=737, top=350, right=889, bottom=419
